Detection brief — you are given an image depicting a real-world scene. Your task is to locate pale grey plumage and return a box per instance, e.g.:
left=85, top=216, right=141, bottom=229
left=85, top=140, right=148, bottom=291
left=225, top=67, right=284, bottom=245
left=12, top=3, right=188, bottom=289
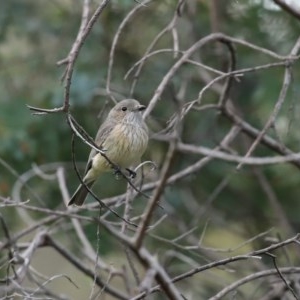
left=68, top=99, right=148, bottom=206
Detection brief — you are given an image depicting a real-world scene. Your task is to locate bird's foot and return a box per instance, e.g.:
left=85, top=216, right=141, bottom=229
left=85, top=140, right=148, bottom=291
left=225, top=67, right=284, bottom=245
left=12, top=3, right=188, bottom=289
left=113, top=167, right=122, bottom=180
left=113, top=167, right=136, bottom=180
left=126, top=168, right=136, bottom=179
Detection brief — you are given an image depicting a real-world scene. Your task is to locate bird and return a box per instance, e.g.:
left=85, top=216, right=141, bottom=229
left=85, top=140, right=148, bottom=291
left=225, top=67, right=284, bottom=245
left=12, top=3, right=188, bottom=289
left=68, top=99, right=149, bottom=206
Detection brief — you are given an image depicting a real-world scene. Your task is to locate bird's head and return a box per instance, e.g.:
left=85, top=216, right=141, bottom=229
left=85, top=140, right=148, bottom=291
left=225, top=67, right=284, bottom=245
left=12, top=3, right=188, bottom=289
left=109, top=99, right=146, bottom=123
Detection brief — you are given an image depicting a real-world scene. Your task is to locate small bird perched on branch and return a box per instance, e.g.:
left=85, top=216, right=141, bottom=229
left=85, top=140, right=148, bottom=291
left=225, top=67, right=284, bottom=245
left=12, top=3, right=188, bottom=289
left=68, top=99, right=149, bottom=206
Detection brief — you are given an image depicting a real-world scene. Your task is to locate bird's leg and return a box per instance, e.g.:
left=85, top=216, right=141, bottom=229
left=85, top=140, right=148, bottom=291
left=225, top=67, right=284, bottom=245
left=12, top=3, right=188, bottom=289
left=126, top=168, right=136, bottom=179
left=112, top=165, right=122, bottom=180
left=112, top=166, right=136, bottom=180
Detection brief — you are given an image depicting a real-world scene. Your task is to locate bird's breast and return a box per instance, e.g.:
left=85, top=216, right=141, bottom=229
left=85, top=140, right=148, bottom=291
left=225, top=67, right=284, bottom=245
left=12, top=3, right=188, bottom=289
left=102, top=122, right=148, bottom=168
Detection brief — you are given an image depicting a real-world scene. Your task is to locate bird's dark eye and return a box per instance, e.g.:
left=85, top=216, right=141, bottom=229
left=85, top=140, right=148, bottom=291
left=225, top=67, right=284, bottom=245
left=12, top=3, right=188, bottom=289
left=121, top=106, right=127, bottom=111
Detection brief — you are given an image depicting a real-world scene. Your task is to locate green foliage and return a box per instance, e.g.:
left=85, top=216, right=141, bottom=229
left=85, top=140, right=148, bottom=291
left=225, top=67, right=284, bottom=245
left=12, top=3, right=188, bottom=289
left=1, top=0, right=300, bottom=298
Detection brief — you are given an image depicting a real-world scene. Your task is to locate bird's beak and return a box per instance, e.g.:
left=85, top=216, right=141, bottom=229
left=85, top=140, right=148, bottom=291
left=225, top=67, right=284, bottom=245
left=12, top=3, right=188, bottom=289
left=136, top=104, right=146, bottom=111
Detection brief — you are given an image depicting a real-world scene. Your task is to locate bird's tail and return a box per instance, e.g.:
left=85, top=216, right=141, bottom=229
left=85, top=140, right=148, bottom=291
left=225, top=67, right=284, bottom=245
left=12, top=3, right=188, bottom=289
left=68, top=181, right=95, bottom=206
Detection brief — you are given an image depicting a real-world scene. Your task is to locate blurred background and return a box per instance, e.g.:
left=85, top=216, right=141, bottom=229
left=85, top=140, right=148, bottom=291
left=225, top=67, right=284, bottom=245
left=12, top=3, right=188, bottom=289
left=1, top=0, right=300, bottom=299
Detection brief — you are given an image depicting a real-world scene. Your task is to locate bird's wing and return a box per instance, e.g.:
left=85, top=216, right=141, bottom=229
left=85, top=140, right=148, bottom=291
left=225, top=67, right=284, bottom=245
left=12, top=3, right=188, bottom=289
left=83, top=119, right=116, bottom=175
